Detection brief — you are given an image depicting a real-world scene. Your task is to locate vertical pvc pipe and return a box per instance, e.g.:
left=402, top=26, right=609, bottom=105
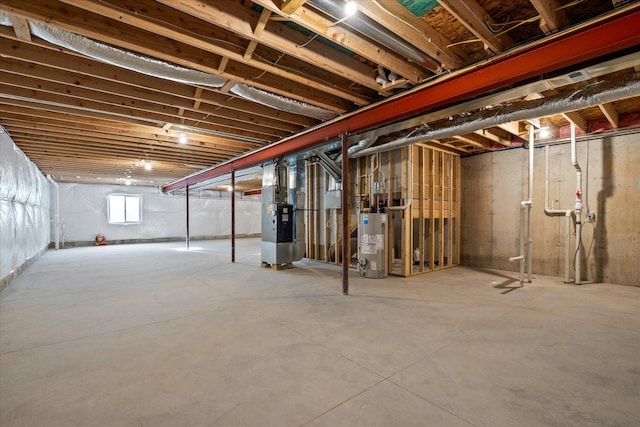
left=527, top=125, right=534, bottom=283
left=565, top=211, right=571, bottom=284
left=231, top=169, right=236, bottom=263
left=519, top=204, right=525, bottom=284
left=341, top=133, right=349, bottom=296
left=186, top=185, right=190, bottom=250
left=571, top=124, right=582, bottom=284
left=47, top=175, right=60, bottom=250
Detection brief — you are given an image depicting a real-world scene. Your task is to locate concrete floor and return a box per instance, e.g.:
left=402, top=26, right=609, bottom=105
left=1, top=238, right=639, bottom=426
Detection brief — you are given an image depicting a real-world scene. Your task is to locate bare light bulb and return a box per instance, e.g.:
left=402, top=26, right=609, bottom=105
left=178, top=133, right=187, bottom=144
left=345, top=1, right=357, bottom=16
left=539, top=127, right=551, bottom=138
left=144, top=162, right=152, bottom=171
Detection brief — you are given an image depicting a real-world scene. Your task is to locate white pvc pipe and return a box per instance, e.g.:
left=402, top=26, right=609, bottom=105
left=544, top=146, right=573, bottom=283
left=571, top=124, right=583, bottom=284
left=527, top=126, right=534, bottom=283
left=46, top=175, right=60, bottom=250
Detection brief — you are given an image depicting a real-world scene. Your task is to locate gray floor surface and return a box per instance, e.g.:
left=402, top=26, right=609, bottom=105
left=1, top=238, right=638, bottom=426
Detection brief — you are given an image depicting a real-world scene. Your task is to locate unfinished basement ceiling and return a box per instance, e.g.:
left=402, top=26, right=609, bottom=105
left=0, top=0, right=638, bottom=191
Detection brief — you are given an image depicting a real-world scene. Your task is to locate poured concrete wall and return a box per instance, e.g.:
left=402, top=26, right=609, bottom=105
left=461, top=131, right=640, bottom=287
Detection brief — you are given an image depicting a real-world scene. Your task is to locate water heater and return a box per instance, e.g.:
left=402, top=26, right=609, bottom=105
left=357, top=212, right=388, bottom=278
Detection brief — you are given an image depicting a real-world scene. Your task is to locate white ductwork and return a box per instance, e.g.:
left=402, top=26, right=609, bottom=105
left=352, top=78, right=640, bottom=158
left=28, top=21, right=228, bottom=88
left=230, top=83, right=336, bottom=120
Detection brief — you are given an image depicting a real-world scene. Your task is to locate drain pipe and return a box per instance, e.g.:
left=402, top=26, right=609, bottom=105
left=544, top=146, right=573, bottom=283
left=571, top=124, right=583, bottom=284
left=509, top=126, right=534, bottom=285
left=46, top=175, right=60, bottom=250
left=527, top=125, right=534, bottom=284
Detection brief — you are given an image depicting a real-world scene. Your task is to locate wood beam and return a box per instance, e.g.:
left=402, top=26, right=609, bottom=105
left=278, top=0, right=307, bottom=15
left=562, top=111, right=589, bottom=132
left=2, top=0, right=361, bottom=109
left=247, top=0, right=431, bottom=84
left=438, top=0, right=514, bottom=53
left=0, top=37, right=319, bottom=127
left=529, top=0, right=570, bottom=33
left=243, top=40, right=259, bottom=61
left=454, top=133, right=494, bottom=149
left=8, top=13, right=31, bottom=41
left=356, top=0, right=469, bottom=70
left=599, top=102, right=619, bottom=128
left=0, top=71, right=289, bottom=139
left=151, top=0, right=381, bottom=92
left=254, top=8, right=271, bottom=36
left=473, top=128, right=511, bottom=147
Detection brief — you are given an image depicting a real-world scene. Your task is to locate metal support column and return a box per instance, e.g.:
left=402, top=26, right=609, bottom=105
left=231, top=169, right=236, bottom=263
left=341, top=133, right=349, bottom=295
left=186, top=185, right=190, bottom=250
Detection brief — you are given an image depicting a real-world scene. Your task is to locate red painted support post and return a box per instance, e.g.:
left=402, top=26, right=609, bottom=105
left=186, top=185, right=190, bottom=250
left=231, top=169, right=236, bottom=263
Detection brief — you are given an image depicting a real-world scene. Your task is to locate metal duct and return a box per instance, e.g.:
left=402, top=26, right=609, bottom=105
left=353, top=77, right=640, bottom=158
left=28, top=22, right=228, bottom=88
left=307, top=0, right=441, bottom=73
left=0, top=11, right=11, bottom=26
left=230, top=83, right=336, bottom=120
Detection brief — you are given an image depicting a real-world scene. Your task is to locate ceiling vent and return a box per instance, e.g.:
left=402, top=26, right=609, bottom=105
left=545, top=69, right=591, bottom=89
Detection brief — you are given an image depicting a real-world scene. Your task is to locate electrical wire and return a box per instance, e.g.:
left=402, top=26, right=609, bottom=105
left=450, top=0, right=586, bottom=47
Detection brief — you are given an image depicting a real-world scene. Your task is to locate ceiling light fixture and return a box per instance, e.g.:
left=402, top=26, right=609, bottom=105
left=144, top=162, right=152, bottom=171
left=178, top=132, right=188, bottom=144
left=125, top=179, right=132, bottom=186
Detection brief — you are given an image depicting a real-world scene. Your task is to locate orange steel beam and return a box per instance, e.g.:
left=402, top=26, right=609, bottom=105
left=164, top=5, right=640, bottom=193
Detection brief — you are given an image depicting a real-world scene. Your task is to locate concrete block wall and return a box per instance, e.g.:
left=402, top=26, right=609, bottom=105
left=461, top=131, right=640, bottom=287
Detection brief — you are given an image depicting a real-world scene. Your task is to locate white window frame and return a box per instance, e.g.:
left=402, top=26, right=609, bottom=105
left=108, top=193, right=142, bottom=224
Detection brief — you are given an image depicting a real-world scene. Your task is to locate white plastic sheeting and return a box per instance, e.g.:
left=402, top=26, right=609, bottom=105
left=58, top=183, right=261, bottom=242
left=0, top=127, right=51, bottom=282
left=230, top=83, right=336, bottom=120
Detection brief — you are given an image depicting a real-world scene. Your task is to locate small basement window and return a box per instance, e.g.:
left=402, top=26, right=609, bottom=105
left=108, top=193, right=141, bottom=224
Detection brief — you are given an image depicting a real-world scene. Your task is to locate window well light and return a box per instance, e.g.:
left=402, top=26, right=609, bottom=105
left=178, top=132, right=188, bottom=144
left=345, top=1, right=357, bottom=16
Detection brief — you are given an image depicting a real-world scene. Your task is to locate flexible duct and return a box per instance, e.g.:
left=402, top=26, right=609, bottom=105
left=0, top=11, right=11, bottom=26
left=307, top=0, right=441, bottom=73
left=230, top=83, right=336, bottom=120
left=2, top=14, right=335, bottom=119
left=28, top=21, right=227, bottom=88
left=352, top=78, right=640, bottom=158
